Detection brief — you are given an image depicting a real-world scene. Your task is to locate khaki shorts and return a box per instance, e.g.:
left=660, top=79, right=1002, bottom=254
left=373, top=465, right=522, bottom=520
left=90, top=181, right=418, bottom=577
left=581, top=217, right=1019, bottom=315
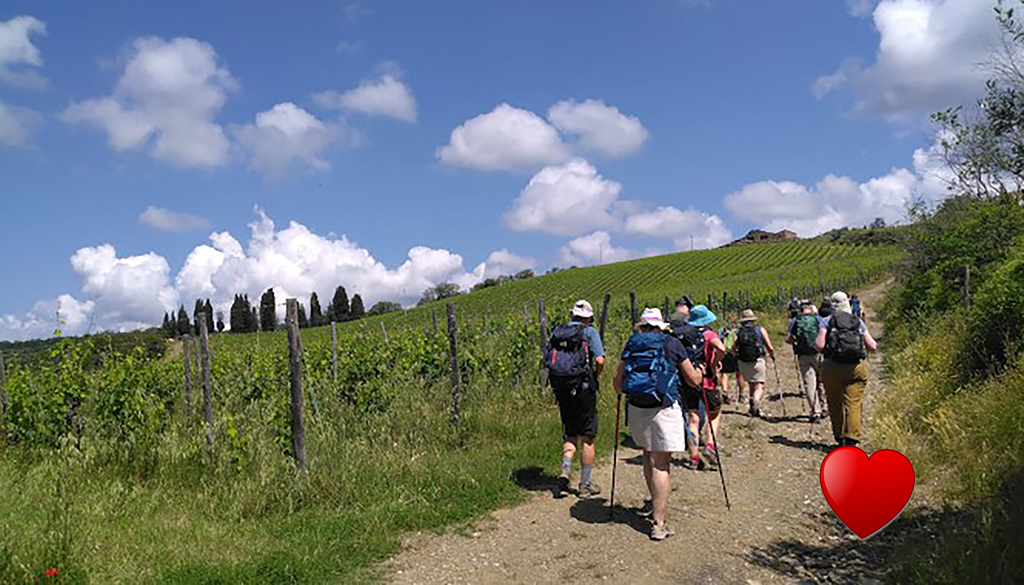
left=738, top=357, right=767, bottom=384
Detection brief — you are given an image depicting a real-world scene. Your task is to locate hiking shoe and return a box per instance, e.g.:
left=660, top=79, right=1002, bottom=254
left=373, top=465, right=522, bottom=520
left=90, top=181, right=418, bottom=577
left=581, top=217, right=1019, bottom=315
left=650, top=524, right=676, bottom=541
left=556, top=469, right=571, bottom=497
left=749, top=403, right=760, bottom=419
left=637, top=500, right=654, bottom=518
left=722, top=392, right=732, bottom=405
left=701, top=444, right=719, bottom=469
left=577, top=481, right=602, bottom=498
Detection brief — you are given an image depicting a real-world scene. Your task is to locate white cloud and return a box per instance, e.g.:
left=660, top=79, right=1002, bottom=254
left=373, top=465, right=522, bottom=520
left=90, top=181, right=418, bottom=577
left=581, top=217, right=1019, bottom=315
left=61, top=37, right=237, bottom=168
left=723, top=135, right=953, bottom=237
left=556, top=231, right=636, bottom=268
left=453, top=249, right=537, bottom=290
left=233, top=102, right=350, bottom=178
left=70, top=244, right=179, bottom=328
left=0, top=294, right=95, bottom=341
left=548, top=99, right=649, bottom=157
left=505, top=159, right=622, bottom=236
left=313, top=73, right=417, bottom=122
left=817, top=0, right=998, bottom=124
left=0, top=15, right=47, bottom=90
left=0, top=100, right=41, bottom=147
left=622, top=206, right=732, bottom=250
left=436, top=103, right=572, bottom=171
left=139, top=206, right=211, bottom=232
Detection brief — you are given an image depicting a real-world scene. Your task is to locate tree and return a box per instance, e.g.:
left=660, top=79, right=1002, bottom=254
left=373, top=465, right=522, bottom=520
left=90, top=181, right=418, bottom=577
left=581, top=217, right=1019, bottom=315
left=329, top=286, right=349, bottom=322
left=350, top=294, right=365, bottom=319
left=204, top=299, right=215, bottom=333
left=176, top=305, right=191, bottom=337
left=298, top=302, right=308, bottom=328
left=251, top=306, right=259, bottom=332
left=870, top=217, right=887, bottom=229
left=260, top=288, right=277, bottom=331
left=417, top=282, right=462, bottom=306
left=309, top=292, right=323, bottom=327
left=216, top=310, right=225, bottom=332
left=193, top=299, right=204, bottom=335
left=368, top=301, right=403, bottom=316
left=514, top=269, right=535, bottom=280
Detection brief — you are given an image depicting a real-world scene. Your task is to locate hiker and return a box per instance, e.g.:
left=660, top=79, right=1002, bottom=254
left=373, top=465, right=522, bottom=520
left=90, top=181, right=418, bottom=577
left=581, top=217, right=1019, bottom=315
left=614, top=308, right=702, bottom=540
left=734, top=309, right=776, bottom=418
left=818, top=297, right=834, bottom=319
left=851, top=294, right=862, bottom=318
left=546, top=300, right=606, bottom=497
left=787, top=296, right=801, bottom=319
left=787, top=301, right=826, bottom=421
left=814, top=291, right=878, bottom=447
left=682, top=305, right=726, bottom=470
left=669, top=295, right=707, bottom=443
left=719, top=315, right=742, bottom=404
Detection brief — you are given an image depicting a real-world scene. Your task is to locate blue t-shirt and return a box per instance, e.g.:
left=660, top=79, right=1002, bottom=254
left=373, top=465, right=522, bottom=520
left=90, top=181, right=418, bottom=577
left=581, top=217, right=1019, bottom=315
left=618, top=331, right=688, bottom=369
left=569, top=320, right=605, bottom=357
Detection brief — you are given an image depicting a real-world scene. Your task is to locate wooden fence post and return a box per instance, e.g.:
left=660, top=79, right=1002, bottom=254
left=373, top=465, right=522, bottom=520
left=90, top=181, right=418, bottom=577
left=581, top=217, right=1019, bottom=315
left=446, top=303, right=461, bottom=425
left=432, top=309, right=438, bottom=334
left=199, top=314, right=214, bottom=457
left=522, top=301, right=530, bottom=326
left=331, top=321, right=338, bottom=386
left=183, top=334, right=193, bottom=417
left=630, top=292, right=637, bottom=324
left=538, top=299, right=549, bottom=388
left=0, top=350, right=6, bottom=419
left=286, top=300, right=307, bottom=469
left=965, top=265, right=972, bottom=309
left=722, top=292, right=728, bottom=316
left=707, top=293, right=713, bottom=311
left=599, top=294, right=611, bottom=342
left=663, top=295, right=670, bottom=318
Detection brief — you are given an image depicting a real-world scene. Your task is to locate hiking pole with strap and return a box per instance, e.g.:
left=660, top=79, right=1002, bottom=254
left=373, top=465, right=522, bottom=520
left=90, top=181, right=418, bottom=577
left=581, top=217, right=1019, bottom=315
left=771, top=357, right=787, bottom=418
left=609, top=392, right=622, bottom=520
left=700, top=384, right=731, bottom=510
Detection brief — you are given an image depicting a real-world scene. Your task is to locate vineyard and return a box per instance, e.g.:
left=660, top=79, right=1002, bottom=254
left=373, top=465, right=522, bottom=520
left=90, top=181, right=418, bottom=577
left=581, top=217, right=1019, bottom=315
left=0, top=239, right=901, bottom=583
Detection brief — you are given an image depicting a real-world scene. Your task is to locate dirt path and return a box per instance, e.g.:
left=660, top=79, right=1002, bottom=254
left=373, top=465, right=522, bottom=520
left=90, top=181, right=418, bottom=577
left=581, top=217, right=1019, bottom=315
left=385, top=283, right=892, bottom=584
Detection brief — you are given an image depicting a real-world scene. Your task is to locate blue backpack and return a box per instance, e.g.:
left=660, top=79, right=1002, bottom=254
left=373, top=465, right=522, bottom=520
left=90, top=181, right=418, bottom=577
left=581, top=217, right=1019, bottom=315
left=621, top=332, right=679, bottom=408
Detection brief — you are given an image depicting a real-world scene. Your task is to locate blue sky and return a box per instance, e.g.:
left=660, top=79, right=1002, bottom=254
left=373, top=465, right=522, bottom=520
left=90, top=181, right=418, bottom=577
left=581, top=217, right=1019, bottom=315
left=0, top=0, right=998, bottom=339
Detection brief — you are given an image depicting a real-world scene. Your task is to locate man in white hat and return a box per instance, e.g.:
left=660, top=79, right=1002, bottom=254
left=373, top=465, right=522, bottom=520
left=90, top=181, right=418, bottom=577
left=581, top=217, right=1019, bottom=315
left=551, top=300, right=606, bottom=497
left=734, top=309, right=776, bottom=418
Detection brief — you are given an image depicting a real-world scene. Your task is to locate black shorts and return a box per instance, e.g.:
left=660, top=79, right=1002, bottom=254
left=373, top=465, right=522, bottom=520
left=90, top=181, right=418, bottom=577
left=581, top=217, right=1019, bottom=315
left=553, top=380, right=598, bottom=440
left=721, top=354, right=738, bottom=374
left=681, top=384, right=723, bottom=412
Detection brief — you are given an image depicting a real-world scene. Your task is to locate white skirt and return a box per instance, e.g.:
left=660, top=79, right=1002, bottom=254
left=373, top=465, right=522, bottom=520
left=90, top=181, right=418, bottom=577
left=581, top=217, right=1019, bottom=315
left=627, top=402, right=688, bottom=453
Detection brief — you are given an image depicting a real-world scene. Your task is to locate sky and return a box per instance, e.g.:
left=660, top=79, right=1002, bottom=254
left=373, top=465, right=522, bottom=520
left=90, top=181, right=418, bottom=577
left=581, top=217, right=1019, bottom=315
left=0, top=0, right=1002, bottom=340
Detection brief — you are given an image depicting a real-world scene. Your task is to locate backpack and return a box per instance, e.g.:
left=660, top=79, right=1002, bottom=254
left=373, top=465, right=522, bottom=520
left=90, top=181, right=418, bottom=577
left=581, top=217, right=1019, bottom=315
left=825, top=312, right=867, bottom=364
left=787, top=299, right=801, bottom=318
left=735, top=321, right=765, bottom=362
left=671, top=321, right=705, bottom=367
left=793, top=314, right=820, bottom=356
left=544, top=324, right=591, bottom=385
left=851, top=298, right=861, bottom=317
left=819, top=299, right=834, bottom=318
left=621, top=332, right=679, bottom=408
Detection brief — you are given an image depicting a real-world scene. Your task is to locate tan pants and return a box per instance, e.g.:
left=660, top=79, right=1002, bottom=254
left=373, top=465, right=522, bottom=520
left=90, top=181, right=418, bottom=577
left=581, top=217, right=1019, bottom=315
left=797, top=353, right=826, bottom=416
left=821, top=359, right=869, bottom=443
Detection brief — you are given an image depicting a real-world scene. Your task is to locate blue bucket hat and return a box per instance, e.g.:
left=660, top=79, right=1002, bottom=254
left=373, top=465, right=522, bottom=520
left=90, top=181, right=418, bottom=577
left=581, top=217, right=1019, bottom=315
left=687, top=304, right=717, bottom=327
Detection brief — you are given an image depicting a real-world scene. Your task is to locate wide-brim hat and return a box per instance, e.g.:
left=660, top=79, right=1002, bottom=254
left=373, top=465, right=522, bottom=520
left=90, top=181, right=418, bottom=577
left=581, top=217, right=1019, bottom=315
left=831, top=291, right=852, bottom=313
left=571, top=299, right=594, bottom=318
left=739, top=309, right=757, bottom=322
left=638, top=307, right=670, bottom=331
left=688, top=304, right=717, bottom=327
left=675, top=295, right=694, bottom=309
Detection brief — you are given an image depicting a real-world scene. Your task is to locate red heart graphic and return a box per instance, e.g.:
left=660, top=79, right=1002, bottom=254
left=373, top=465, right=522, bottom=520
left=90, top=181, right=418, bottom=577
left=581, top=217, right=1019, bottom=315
left=819, top=447, right=915, bottom=539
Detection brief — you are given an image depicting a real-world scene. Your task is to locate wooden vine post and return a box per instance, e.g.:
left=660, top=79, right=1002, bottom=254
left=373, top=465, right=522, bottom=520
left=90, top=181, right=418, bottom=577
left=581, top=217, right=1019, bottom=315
left=599, top=294, right=611, bottom=342
left=331, top=321, right=338, bottom=386
left=538, top=299, right=549, bottom=388
left=183, top=334, right=193, bottom=417
left=446, top=303, right=461, bottom=425
left=198, top=314, right=214, bottom=457
left=285, top=300, right=307, bottom=469
left=629, top=292, right=638, bottom=324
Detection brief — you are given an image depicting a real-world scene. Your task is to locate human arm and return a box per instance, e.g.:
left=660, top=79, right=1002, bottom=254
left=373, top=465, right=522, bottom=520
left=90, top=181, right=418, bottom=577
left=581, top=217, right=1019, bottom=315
left=814, top=321, right=827, bottom=353
left=761, top=326, right=776, bottom=360
left=785, top=319, right=795, bottom=346
left=863, top=322, right=878, bottom=352
left=594, top=355, right=606, bottom=376
left=678, top=358, right=702, bottom=389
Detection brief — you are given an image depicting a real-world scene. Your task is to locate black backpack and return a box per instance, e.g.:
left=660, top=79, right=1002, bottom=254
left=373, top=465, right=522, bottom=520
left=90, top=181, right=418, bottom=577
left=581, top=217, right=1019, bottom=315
left=819, top=299, right=834, bottom=318
left=735, top=321, right=765, bottom=362
left=671, top=321, right=706, bottom=368
left=825, top=312, right=867, bottom=364
left=544, top=324, right=592, bottom=385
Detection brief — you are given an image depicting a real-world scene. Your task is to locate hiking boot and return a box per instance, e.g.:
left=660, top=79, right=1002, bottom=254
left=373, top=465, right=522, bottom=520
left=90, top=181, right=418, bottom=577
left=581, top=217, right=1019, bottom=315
left=687, top=455, right=708, bottom=471
left=701, top=444, right=719, bottom=469
left=557, top=469, right=571, bottom=497
left=637, top=500, right=654, bottom=519
left=650, top=524, right=676, bottom=541
left=577, top=481, right=602, bottom=498
left=749, top=402, right=760, bottom=419
left=722, top=392, right=732, bottom=405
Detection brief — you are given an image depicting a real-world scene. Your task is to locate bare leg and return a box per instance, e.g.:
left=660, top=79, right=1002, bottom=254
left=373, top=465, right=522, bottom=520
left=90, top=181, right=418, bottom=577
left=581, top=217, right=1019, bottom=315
left=686, top=410, right=701, bottom=458
left=649, top=451, right=673, bottom=529
left=580, top=436, right=595, bottom=467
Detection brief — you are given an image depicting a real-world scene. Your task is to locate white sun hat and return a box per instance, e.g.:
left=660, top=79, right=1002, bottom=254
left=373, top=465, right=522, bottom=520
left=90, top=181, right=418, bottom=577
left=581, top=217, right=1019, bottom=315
left=638, top=307, right=669, bottom=331
left=571, top=299, right=594, bottom=319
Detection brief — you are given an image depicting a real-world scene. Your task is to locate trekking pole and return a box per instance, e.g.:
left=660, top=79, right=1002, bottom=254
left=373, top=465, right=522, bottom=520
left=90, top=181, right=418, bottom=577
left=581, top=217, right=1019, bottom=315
left=771, top=358, right=787, bottom=418
left=700, top=385, right=731, bottom=511
left=609, top=393, right=622, bottom=520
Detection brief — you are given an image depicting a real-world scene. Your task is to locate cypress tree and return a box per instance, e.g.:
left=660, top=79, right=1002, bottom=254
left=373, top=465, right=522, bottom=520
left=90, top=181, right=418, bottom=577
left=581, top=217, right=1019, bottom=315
left=329, top=286, right=349, bottom=322
left=260, top=288, right=277, bottom=331
left=216, top=310, right=225, bottom=332
left=251, top=306, right=259, bottom=332
left=350, top=294, right=365, bottom=320
left=298, top=302, right=308, bottom=328
left=193, top=299, right=204, bottom=335
left=230, top=295, right=241, bottom=333
left=309, top=292, right=323, bottom=327
left=204, top=299, right=214, bottom=333
left=176, top=305, right=190, bottom=337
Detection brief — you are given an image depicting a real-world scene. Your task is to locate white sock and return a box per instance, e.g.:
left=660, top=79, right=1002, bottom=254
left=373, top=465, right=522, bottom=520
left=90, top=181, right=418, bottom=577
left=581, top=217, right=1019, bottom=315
left=561, top=456, right=572, bottom=472
left=580, top=464, right=593, bottom=485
